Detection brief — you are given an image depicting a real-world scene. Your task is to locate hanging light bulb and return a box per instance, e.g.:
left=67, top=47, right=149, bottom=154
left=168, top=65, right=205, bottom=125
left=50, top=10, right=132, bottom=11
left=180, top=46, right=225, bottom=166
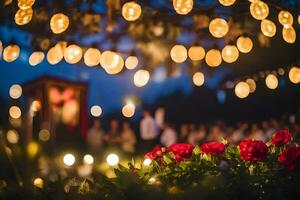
left=100, top=51, right=124, bottom=74
left=192, top=72, right=205, bottom=86
left=104, top=55, right=124, bottom=75
left=14, top=8, right=33, bottom=25
left=261, top=19, right=276, bottom=37
left=9, top=84, right=22, bottom=99
left=205, top=49, right=222, bottom=67
left=9, top=106, right=22, bottom=119
left=265, top=74, right=278, bottom=89
left=221, top=45, right=239, bottom=63
left=64, top=44, right=83, bottom=64
left=278, top=10, right=293, bottom=26
left=125, top=56, right=138, bottom=70
left=122, top=1, right=142, bottom=21
left=18, top=0, right=35, bottom=9
left=122, top=103, right=135, bottom=118
left=188, top=46, right=205, bottom=61
left=288, top=67, right=300, bottom=84
left=282, top=26, right=296, bottom=44
left=173, top=0, right=193, bottom=15
left=219, top=0, right=236, bottom=6
left=3, top=45, right=20, bottom=62
left=250, top=1, right=269, bottom=20
left=236, top=36, right=253, bottom=53
left=133, top=69, right=150, bottom=87
left=246, top=78, right=256, bottom=93
left=50, top=13, right=69, bottom=34
left=170, top=45, right=187, bottom=63
left=209, top=18, right=229, bottom=38
left=29, top=51, right=45, bottom=66
left=235, top=81, right=250, bottom=99
left=84, top=48, right=101, bottom=67
left=47, top=45, right=63, bottom=65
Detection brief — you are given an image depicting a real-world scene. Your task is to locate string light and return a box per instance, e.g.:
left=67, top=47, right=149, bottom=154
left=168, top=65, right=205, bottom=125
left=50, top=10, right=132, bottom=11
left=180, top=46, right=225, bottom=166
left=6, top=130, right=19, bottom=144
left=90, top=105, right=102, bottom=117
left=205, top=49, right=222, bottom=67
left=33, top=178, right=43, bottom=189
left=106, top=153, right=119, bottom=166
left=188, top=46, right=205, bottom=61
left=47, top=44, right=64, bottom=65
left=14, top=8, right=33, bottom=25
left=122, top=103, right=135, bottom=118
left=265, top=74, right=278, bottom=89
left=282, top=26, right=296, bottom=44
left=288, top=67, right=300, bottom=84
left=246, top=78, right=256, bottom=93
left=83, top=154, right=94, bottom=165
left=27, top=141, right=39, bottom=158
left=63, top=153, right=75, bottom=166
left=18, top=0, right=35, bottom=9
left=219, top=0, right=236, bottom=6
left=173, top=0, right=193, bottom=15
left=250, top=1, right=269, bottom=20
left=133, top=69, right=150, bottom=87
left=50, top=13, right=69, bottom=34
left=143, top=158, right=152, bottom=166
left=39, top=129, right=50, bottom=142
left=9, top=84, right=22, bottom=99
left=3, top=45, right=20, bottom=62
left=235, top=81, right=250, bottom=99
left=122, top=1, right=142, bottom=21
left=278, top=10, right=293, bottom=26
left=125, top=56, right=138, bottom=70
left=29, top=51, right=45, bottom=66
left=9, top=106, right=21, bottom=119
left=64, top=44, right=83, bottom=64
left=261, top=19, right=276, bottom=37
left=236, top=36, right=253, bottom=53
left=209, top=18, right=229, bottom=38
left=84, top=48, right=101, bottom=67
left=221, top=45, right=239, bottom=63
left=192, top=72, right=205, bottom=87
left=170, top=45, right=187, bottom=63
left=100, top=51, right=124, bottom=74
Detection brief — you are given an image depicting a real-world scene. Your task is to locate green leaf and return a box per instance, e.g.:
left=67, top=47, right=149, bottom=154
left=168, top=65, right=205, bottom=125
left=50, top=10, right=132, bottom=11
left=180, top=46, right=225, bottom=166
left=193, top=145, right=201, bottom=155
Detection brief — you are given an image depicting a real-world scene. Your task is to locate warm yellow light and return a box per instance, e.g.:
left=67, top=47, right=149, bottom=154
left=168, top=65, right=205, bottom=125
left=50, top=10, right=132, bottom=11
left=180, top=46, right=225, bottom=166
left=170, top=45, right=187, bottom=63
left=236, top=36, right=253, bottom=53
left=192, top=72, right=205, bottom=86
left=29, top=51, right=45, bottom=66
left=50, top=13, right=69, bottom=34
left=221, top=45, right=239, bottom=63
left=122, top=103, right=135, bottom=118
left=122, top=1, right=142, bottom=21
left=282, top=26, right=296, bottom=44
left=246, top=78, right=256, bottom=93
left=133, top=69, right=150, bottom=87
left=173, top=0, right=193, bottom=15
left=64, top=44, right=83, bottom=64
left=100, top=51, right=124, bottom=74
left=289, top=67, right=300, bottom=84
left=3, top=45, right=20, bottom=62
left=84, top=48, right=101, bottom=67
left=27, top=141, right=39, bottom=158
left=9, top=84, right=22, bottom=99
left=39, top=129, right=50, bottom=142
left=31, top=100, right=41, bottom=112
left=261, top=19, right=276, bottom=37
left=18, top=0, right=35, bottom=9
left=250, top=1, right=269, bottom=20
left=9, top=106, right=21, bottom=119
left=278, top=10, right=293, bottom=26
left=298, top=15, right=300, bottom=25
left=83, top=154, right=94, bottom=165
left=106, top=153, right=119, bottom=166
left=265, top=74, right=278, bottom=89
left=14, top=8, right=33, bottom=25
left=143, top=158, right=152, bottom=166
left=205, top=49, right=222, bottom=67
left=235, top=81, right=250, bottom=99
left=47, top=45, right=64, bottom=65
left=219, top=0, right=236, bottom=6
left=33, top=178, right=43, bottom=189
left=90, top=105, right=102, bottom=117
left=6, top=130, right=19, bottom=144
left=188, top=46, right=205, bottom=61
left=209, top=18, right=229, bottom=38
left=63, top=153, right=75, bottom=166
left=125, top=56, right=139, bottom=70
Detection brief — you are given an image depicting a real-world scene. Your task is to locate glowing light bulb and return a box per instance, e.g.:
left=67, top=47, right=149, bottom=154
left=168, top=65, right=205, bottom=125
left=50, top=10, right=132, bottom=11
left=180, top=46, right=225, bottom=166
left=106, top=153, right=119, bottom=166
left=219, top=0, right=236, bottom=6
left=29, top=51, right=45, bottom=66
left=3, top=45, right=20, bottom=62
left=250, top=1, right=269, bottom=20
left=50, top=13, right=69, bottom=34
left=209, top=18, right=229, bottom=38
left=173, top=0, right=193, bottom=15
left=9, top=84, right=22, bottom=99
left=83, top=154, right=94, bottom=165
left=170, top=45, right=187, bottom=63
left=235, top=81, right=250, bottom=99
left=205, top=49, right=222, bottom=67
left=288, top=67, right=300, bottom=84
left=192, top=72, right=205, bottom=86
left=236, top=36, right=253, bottom=53
left=261, top=19, right=276, bottom=37
left=100, top=51, right=124, bottom=74
left=90, top=105, right=102, bottom=117
left=122, top=103, right=135, bottom=118
left=265, top=74, right=278, bottom=89
left=63, top=153, right=75, bottom=166
left=33, top=178, right=44, bottom=189
left=14, top=8, right=33, bottom=25
left=246, top=78, right=256, bottom=93
left=47, top=44, right=64, bottom=65
left=282, top=26, right=296, bottom=44
left=84, top=48, right=101, bottom=67
left=188, top=46, right=205, bottom=61
left=64, top=44, right=83, bottom=64
left=9, top=106, right=21, bottom=119
left=125, top=56, right=138, bottom=70
left=6, top=130, right=19, bottom=144
left=133, top=69, right=150, bottom=87
left=18, top=0, right=35, bottom=9
left=278, top=10, right=293, bottom=26
left=221, top=45, right=239, bottom=63
left=122, top=1, right=142, bottom=21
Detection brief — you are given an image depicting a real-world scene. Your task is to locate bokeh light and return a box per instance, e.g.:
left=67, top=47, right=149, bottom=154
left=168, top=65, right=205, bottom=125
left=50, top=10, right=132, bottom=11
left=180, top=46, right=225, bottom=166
left=14, top=8, right=33, bottom=25
left=143, top=158, right=152, bottom=166
left=282, top=26, right=296, bottom=44
left=236, top=36, right=253, bottom=53
left=265, top=74, right=278, bottom=89
left=288, top=67, right=300, bottom=84
left=209, top=18, right=229, bottom=38
left=170, top=45, right=187, bottom=63
left=3, top=45, right=20, bottom=62
left=261, top=19, right=276, bottom=37
left=133, top=69, right=150, bottom=87
left=250, top=1, right=269, bottom=20
left=29, top=51, right=45, bottom=66
left=9, top=106, right=21, bottom=119
left=63, top=153, right=75, bottom=166
left=122, top=103, right=136, bottom=118
left=188, top=46, right=205, bottom=61
left=235, top=81, right=250, bottom=99
left=125, top=56, right=138, bottom=70
left=33, top=178, right=44, bottom=189
left=84, top=48, right=101, bottom=67
left=64, top=44, right=83, bottom=64
left=9, top=84, right=22, bottom=99
left=50, top=13, right=69, bottom=34
left=221, top=45, right=239, bottom=63
left=173, top=0, right=193, bottom=15
left=6, top=130, right=19, bottom=144
left=205, top=49, right=222, bottom=67
left=192, top=72, right=205, bottom=87
left=83, top=154, right=94, bottom=165
left=90, top=105, right=102, bottom=117
left=122, top=1, right=142, bottom=21
left=106, top=153, right=119, bottom=166
left=39, top=129, right=50, bottom=142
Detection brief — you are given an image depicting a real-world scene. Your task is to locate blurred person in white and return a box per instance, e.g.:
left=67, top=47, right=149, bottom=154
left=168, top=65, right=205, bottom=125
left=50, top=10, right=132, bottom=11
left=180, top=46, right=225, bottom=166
left=140, top=109, right=159, bottom=152
left=86, top=119, right=104, bottom=154
left=160, top=122, right=177, bottom=147
left=121, top=122, right=136, bottom=154
left=249, top=123, right=265, bottom=141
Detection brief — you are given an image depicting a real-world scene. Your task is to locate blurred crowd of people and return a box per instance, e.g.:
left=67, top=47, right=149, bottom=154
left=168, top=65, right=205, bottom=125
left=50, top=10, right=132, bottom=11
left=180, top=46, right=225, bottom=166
left=86, top=110, right=300, bottom=155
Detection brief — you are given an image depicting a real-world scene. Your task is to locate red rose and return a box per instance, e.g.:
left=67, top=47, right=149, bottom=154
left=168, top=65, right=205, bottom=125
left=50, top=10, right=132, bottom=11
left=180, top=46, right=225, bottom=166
left=201, top=142, right=226, bottom=156
left=278, top=146, right=300, bottom=172
left=239, top=139, right=268, bottom=162
left=271, top=130, right=292, bottom=147
left=145, top=145, right=164, bottom=160
left=168, top=143, right=194, bottom=162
